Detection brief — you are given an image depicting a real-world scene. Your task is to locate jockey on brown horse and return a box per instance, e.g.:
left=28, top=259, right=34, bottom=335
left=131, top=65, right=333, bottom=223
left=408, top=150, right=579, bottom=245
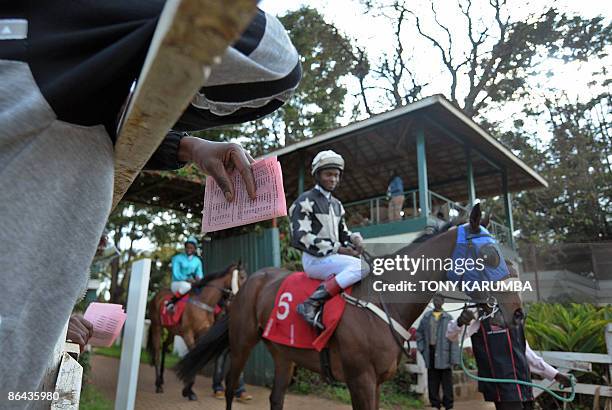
left=289, top=150, right=366, bottom=329
left=166, top=235, right=203, bottom=310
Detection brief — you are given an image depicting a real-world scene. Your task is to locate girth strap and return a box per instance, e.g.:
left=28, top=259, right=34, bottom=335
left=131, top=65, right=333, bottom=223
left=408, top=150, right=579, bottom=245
left=341, top=293, right=412, bottom=341
left=189, top=299, right=215, bottom=313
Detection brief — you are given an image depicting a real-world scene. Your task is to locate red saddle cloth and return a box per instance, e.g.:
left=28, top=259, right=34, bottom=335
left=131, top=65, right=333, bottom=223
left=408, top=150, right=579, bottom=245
left=160, top=295, right=188, bottom=327
left=262, top=272, right=351, bottom=351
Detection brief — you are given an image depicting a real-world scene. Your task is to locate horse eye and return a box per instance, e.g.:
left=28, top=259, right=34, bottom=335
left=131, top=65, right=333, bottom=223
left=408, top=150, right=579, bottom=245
left=480, top=244, right=500, bottom=268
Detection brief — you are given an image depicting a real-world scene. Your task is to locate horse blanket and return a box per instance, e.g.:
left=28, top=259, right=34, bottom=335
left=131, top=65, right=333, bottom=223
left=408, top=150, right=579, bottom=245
left=263, top=272, right=351, bottom=351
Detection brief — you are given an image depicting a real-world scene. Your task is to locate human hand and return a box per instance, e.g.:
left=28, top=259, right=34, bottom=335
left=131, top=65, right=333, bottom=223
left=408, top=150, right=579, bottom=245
left=457, top=309, right=476, bottom=326
left=67, top=314, right=94, bottom=353
left=554, top=372, right=572, bottom=388
left=338, top=246, right=360, bottom=257
left=178, top=137, right=256, bottom=202
left=351, top=237, right=364, bottom=254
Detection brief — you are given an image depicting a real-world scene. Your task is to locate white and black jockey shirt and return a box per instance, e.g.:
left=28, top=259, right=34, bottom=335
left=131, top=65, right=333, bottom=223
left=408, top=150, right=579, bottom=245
left=289, top=185, right=361, bottom=257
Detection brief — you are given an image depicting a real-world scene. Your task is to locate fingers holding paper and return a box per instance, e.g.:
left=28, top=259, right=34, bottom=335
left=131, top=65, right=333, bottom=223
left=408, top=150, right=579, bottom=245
left=223, top=143, right=257, bottom=201
left=179, top=137, right=257, bottom=202
left=67, top=313, right=94, bottom=353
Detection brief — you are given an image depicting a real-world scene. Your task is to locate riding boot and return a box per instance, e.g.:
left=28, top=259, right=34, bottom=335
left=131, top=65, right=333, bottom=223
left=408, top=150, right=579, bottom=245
left=166, top=292, right=183, bottom=311
left=297, top=276, right=342, bottom=330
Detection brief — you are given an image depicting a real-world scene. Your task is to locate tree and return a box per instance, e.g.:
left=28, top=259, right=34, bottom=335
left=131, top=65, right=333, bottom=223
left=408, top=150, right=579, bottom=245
left=505, top=91, right=612, bottom=243
left=358, top=0, right=610, bottom=117
left=195, top=7, right=365, bottom=156
left=103, top=203, right=201, bottom=303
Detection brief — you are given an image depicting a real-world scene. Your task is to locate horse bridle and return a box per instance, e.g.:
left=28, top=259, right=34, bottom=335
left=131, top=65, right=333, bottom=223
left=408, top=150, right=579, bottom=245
left=359, top=249, right=504, bottom=359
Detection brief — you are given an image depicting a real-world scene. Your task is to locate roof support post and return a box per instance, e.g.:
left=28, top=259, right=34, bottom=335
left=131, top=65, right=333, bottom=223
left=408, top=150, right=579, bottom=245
left=502, top=169, right=515, bottom=249
left=298, top=153, right=305, bottom=195
left=416, top=124, right=430, bottom=217
left=466, top=146, right=476, bottom=206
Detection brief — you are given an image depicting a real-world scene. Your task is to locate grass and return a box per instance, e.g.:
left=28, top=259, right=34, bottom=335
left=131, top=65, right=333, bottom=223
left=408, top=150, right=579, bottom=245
left=80, top=384, right=113, bottom=410
left=289, top=367, right=423, bottom=409
left=94, top=344, right=181, bottom=368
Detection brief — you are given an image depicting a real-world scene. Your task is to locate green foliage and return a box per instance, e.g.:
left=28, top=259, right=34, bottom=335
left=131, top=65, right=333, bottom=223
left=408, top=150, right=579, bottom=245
left=289, top=366, right=422, bottom=409
left=278, top=216, right=302, bottom=270
left=525, top=303, right=612, bottom=353
left=79, top=385, right=112, bottom=410
left=525, top=303, right=611, bottom=410
left=500, top=90, right=611, bottom=243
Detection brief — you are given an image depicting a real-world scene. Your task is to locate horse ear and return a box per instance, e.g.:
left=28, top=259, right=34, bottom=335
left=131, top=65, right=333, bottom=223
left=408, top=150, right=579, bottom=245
left=469, top=203, right=481, bottom=233
left=237, top=260, right=242, bottom=269
left=481, top=211, right=492, bottom=229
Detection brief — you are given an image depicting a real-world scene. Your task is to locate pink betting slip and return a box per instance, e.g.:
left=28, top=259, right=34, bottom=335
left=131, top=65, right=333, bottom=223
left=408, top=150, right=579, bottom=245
left=202, top=156, right=287, bottom=232
left=83, top=302, right=127, bottom=347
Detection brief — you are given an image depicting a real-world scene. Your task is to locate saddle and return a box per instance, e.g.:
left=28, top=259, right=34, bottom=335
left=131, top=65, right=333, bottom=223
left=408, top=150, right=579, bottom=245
left=262, top=272, right=351, bottom=351
left=160, top=294, right=188, bottom=327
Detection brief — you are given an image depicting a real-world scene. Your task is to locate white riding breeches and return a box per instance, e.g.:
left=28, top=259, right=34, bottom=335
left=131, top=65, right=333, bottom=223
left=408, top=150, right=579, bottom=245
left=171, top=281, right=192, bottom=295
left=302, top=252, right=368, bottom=289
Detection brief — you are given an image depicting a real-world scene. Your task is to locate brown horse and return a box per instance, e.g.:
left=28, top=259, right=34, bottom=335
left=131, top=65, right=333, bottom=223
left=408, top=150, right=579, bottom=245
left=147, top=262, right=246, bottom=399
left=177, top=205, right=522, bottom=409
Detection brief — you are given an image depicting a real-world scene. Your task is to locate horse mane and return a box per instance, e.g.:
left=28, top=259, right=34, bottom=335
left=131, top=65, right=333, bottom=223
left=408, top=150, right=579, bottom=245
left=194, top=263, right=237, bottom=288
left=411, top=218, right=464, bottom=244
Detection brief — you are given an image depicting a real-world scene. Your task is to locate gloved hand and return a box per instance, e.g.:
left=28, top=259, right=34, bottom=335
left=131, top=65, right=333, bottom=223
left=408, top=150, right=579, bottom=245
left=178, top=137, right=256, bottom=202
left=457, top=309, right=476, bottom=326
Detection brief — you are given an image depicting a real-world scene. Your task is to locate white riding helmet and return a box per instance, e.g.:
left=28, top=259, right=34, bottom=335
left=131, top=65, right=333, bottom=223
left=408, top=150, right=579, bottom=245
left=311, top=150, right=345, bottom=175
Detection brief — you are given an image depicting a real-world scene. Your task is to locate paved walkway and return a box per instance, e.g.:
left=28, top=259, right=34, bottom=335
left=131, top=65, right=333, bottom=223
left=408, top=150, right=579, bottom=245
left=90, top=355, right=493, bottom=409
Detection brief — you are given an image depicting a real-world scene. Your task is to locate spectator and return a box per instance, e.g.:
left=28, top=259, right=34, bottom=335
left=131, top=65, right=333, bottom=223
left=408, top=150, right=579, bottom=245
left=416, top=294, right=459, bottom=410
left=387, top=172, right=405, bottom=221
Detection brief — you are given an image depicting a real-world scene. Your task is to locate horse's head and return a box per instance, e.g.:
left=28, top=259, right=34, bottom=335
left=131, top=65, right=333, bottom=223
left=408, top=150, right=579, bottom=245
left=468, top=203, right=523, bottom=327
left=226, top=261, right=248, bottom=295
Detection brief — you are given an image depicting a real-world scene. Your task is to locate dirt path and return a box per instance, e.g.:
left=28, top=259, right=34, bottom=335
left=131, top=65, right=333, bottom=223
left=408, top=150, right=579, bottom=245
left=90, top=355, right=493, bottom=409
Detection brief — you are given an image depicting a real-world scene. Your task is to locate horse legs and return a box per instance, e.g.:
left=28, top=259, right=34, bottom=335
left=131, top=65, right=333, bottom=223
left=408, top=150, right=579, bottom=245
left=181, top=331, right=198, bottom=401
left=269, top=355, right=294, bottom=410
left=345, top=371, right=378, bottom=410
left=160, top=336, right=173, bottom=387
left=225, top=320, right=260, bottom=410
left=150, top=323, right=164, bottom=393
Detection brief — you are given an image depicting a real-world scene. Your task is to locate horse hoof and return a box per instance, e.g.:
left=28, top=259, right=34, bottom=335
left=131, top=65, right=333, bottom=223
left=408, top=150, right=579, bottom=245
left=155, top=386, right=163, bottom=393
left=182, top=389, right=198, bottom=401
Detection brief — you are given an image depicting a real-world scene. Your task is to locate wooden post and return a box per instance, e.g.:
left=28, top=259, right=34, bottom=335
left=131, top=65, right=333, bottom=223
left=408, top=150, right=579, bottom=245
left=416, top=124, right=429, bottom=217
left=115, top=259, right=151, bottom=410
left=606, top=323, right=612, bottom=410
left=51, top=348, right=83, bottom=410
left=111, top=0, right=257, bottom=210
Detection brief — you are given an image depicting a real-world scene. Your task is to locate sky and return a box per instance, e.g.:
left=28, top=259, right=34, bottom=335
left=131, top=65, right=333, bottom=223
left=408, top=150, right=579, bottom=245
left=260, top=0, right=611, bottom=132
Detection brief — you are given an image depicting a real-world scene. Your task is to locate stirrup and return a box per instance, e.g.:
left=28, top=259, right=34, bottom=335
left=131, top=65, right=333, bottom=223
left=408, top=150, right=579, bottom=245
left=312, top=309, right=325, bottom=330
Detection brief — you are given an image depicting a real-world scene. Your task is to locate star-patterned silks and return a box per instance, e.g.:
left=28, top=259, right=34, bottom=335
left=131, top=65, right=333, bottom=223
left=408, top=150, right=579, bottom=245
left=299, top=198, right=314, bottom=214
left=315, top=209, right=341, bottom=243
left=315, top=240, right=334, bottom=254
left=289, top=188, right=355, bottom=257
left=297, top=217, right=312, bottom=232
left=299, top=233, right=317, bottom=248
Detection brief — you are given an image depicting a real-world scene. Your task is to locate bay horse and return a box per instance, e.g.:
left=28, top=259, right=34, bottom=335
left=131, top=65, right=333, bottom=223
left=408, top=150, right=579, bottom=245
left=147, top=262, right=246, bottom=399
left=177, top=205, right=522, bottom=409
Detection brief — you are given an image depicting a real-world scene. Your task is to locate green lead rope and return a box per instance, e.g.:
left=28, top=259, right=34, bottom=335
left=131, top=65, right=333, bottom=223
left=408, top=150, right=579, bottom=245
left=459, top=324, right=577, bottom=403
